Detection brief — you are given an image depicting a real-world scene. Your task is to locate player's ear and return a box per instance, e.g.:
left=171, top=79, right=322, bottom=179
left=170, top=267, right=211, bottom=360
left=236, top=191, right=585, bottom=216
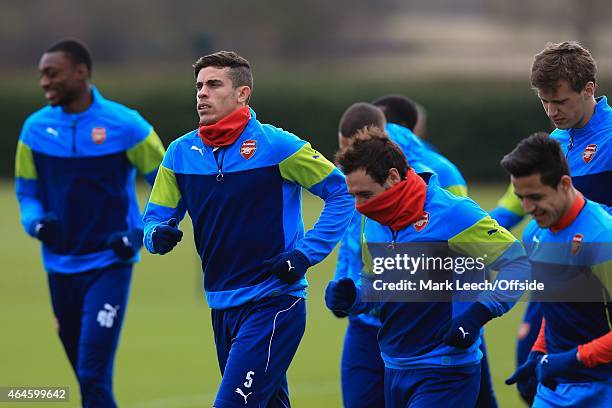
left=558, top=175, right=572, bottom=191
left=74, top=63, right=89, bottom=81
left=386, top=168, right=401, bottom=187
left=236, top=86, right=251, bottom=105
left=583, top=81, right=595, bottom=99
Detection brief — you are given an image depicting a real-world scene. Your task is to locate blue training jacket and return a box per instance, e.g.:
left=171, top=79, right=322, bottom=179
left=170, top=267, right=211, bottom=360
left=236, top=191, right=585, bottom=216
left=490, top=96, right=612, bottom=229
left=352, top=174, right=528, bottom=369
left=334, top=125, right=468, bottom=327
left=143, top=109, right=354, bottom=310
left=386, top=123, right=468, bottom=196
left=15, top=86, right=165, bottom=273
left=522, top=200, right=612, bottom=383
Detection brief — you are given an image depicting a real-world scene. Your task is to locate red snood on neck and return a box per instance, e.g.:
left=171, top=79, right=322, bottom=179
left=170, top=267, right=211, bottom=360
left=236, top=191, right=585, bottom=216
left=198, top=106, right=251, bottom=147
left=356, top=169, right=427, bottom=231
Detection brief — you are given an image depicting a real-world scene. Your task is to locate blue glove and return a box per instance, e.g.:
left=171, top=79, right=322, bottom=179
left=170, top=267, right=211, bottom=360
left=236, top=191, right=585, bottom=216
left=30, top=213, right=59, bottom=245
left=505, top=351, right=543, bottom=400
left=435, top=302, right=493, bottom=348
left=152, top=219, right=183, bottom=255
left=107, top=229, right=144, bottom=260
left=536, top=348, right=582, bottom=390
left=325, top=278, right=358, bottom=313
left=262, top=249, right=311, bottom=284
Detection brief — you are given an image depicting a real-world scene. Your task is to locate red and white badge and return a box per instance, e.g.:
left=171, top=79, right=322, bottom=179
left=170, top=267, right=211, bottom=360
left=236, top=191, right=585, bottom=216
left=413, top=211, right=430, bottom=232
left=91, top=127, right=107, bottom=144
left=240, top=139, right=257, bottom=160
left=583, top=144, right=597, bottom=163
left=571, top=233, right=584, bottom=255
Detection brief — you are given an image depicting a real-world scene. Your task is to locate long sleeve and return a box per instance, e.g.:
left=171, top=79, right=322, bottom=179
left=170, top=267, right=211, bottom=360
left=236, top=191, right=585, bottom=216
left=142, top=147, right=187, bottom=253
left=15, top=139, right=44, bottom=237
left=579, top=331, right=612, bottom=368
left=490, top=183, right=526, bottom=230
left=334, top=209, right=362, bottom=281
left=532, top=318, right=547, bottom=353
left=278, top=142, right=354, bottom=264
left=449, top=214, right=530, bottom=317
left=126, top=129, right=166, bottom=186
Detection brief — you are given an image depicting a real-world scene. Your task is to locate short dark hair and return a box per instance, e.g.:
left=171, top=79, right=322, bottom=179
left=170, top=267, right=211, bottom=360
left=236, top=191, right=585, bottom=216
left=335, top=127, right=409, bottom=185
left=500, top=132, right=570, bottom=188
left=46, top=39, right=92, bottom=76
left=372, top=95, right=418, bottom=130
left=531, top=41, right=597, bottom=93
left=338, top=102, right=386, bottom=138
left=193, top=51, right=253, bottom=90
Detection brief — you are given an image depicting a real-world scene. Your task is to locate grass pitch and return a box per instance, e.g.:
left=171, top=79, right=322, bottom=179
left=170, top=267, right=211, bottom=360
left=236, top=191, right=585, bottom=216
left=1, top=182, right=528, bottom=407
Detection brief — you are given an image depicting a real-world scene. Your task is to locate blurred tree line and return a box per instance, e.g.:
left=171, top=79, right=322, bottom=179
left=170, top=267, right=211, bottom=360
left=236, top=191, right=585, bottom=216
left=1, top=0, right=610, bottom=66
left=2, top=75, right=568, bottom=183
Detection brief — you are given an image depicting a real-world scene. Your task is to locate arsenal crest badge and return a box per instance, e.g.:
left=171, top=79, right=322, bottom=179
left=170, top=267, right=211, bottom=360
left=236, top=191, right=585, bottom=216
left=582, top=144, right=597, bottom=163
left=91, top=127, right=107, bottom=144
left=571, top=233, right=584, bottom=255
left=240, top=139, right=257, bottom=160
left=413, top=211, right=430, bottom=232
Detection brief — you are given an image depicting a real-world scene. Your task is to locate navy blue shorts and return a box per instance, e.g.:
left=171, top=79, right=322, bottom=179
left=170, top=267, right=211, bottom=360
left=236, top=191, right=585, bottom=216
left=341, top=317, right=385, bottom=408
left=211, top=295, right=306, bottom=408
left=48, top=263, right=132, bottom=408
left=384, top=364, right=481, bottom=408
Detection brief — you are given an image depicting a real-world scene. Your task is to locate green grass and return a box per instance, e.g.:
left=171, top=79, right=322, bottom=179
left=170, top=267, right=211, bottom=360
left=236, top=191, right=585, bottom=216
left=1, top=182, right=530, bottom=407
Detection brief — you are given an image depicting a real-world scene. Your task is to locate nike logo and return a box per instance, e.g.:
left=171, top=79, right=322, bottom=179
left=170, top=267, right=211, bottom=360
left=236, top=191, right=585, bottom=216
left=312, top=154, right=320, bottom=159
left=286, top=260, right=295, bottom=272
left=540, top=355, right=549, bottom=364
left=235, top=388, right=252, bottom=404
left=487, top=229, right=498, bottom=236
left=46, top=127, right=59, bottom=137
left=459, top=326, right=469, bottom=339
left=191, top=145, right=204, bottom=156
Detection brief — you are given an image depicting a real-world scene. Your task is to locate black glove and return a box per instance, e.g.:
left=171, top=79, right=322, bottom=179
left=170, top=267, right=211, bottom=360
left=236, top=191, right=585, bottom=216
left=505, top=350, right=543, bottom=400
left=31, top=213, right=59, bottom=245
left=262, top=249, right=311, bottom=284
left=325, top=278, right=358, bottom=313
left=152, top=218, right=183, bottom=255
left=435, top=302, right=493, bottom=348
left=536, top=348, right=582, bottom=391
left=332, top=310, right=349, bottom=319
left=107, top=229, right=144, bottom=260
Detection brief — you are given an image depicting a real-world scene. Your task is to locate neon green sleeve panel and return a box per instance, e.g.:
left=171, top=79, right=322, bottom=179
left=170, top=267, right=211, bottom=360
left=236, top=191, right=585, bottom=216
left=449, top=215, right=517, bottom=266
left=592, top=260, right=612, bottom=299
left=498, top=183, right=525, bottom=216
left=279, top=142, right=335, bottom=189
left=126, top=130, right=166, bottom=175
left=149, top=165, right=181, bottom=208
left=360, top=216, right=375, bottom=276
left=446, top=184, right=468, bottom=197
left=15, top=141, right=37, bottom=180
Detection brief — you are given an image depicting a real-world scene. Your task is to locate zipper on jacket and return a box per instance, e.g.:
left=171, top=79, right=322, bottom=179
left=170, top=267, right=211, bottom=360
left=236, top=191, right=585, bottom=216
left=71, top=120, right=77, bottom=155
left=213, top=147, right=227, bottom=182
left=388, top=228, right=399, bottom=249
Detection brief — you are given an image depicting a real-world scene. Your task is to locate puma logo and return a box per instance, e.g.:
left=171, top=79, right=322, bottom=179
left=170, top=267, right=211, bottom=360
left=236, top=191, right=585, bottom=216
left=235, top=388, right=252, bottom=404
left=459, top=326, right=469, bottom=339
left=191, top=145, right=204, bottom=156
left=286, top=260, right=295, bottom=272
